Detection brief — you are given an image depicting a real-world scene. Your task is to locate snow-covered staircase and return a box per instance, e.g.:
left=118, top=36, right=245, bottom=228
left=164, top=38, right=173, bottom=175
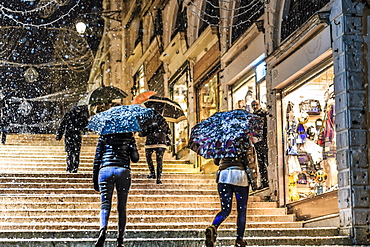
left=0, top=134, right=351, bottom=246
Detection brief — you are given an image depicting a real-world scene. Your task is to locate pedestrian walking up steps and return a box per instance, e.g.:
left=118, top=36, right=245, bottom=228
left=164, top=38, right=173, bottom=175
left=0, top=134, right=351, bottom=246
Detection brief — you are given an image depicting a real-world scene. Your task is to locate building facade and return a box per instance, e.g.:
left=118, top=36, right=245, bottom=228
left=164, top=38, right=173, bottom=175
left=94, top=0, right=370, bottom=244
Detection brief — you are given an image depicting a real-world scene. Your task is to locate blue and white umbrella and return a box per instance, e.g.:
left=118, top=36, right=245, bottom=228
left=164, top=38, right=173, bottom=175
left=87, top=104, right=157, bottom=135
left=188, top=109, right=263, bottom=159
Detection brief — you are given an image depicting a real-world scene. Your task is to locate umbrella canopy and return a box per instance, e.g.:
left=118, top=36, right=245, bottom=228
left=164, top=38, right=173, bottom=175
left=132, top=91, right=157, bottom=104
left=87, top=104, right=157, bottom=135
left=78, top=86, right=128, bottom=106
left=143, top=95, right=187, bottom=123
left=188, top=109, right=263, bottom=159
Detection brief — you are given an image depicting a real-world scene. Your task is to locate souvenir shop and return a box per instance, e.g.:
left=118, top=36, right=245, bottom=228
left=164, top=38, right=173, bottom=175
left=281, top=65, right=337, bottom=203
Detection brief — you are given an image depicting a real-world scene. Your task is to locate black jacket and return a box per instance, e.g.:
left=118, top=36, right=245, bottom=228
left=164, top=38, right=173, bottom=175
left=139, top=114, right=171, bottom=147
left=56, top=106, right=88, bottom=140
left=93, top=132, right=139, bottom=190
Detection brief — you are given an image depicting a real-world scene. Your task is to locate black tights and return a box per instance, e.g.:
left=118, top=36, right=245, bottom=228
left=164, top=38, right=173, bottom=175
left=212, top=183, right=249, bottom=241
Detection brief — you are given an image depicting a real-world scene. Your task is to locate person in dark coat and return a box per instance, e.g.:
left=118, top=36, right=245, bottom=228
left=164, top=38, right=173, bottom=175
left=251, top=100, right=269, bottom=189
left=93, top=132, right=139, bottom=247
left=139, top=113, right=171, bottom=184
left=56, top=105, right=89, bottom=173
left=205, top=153, right=250, bottom=247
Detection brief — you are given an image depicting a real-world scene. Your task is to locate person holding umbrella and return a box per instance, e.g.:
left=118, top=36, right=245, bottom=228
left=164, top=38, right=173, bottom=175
left=205, top=148, right=254, bottom=247
left=188, top=109, right=264, bottom=247
left=93, top=132, right=139, bottom=247
left=87, top=104, right=156, bottom=247
left=139, top=113, right=171, bottom=184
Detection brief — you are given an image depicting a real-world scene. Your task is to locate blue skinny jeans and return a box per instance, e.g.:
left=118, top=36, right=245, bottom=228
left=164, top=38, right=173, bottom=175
left=212, top=183, right=249, bottom=240
left=98, top=166, right=131, bottom=238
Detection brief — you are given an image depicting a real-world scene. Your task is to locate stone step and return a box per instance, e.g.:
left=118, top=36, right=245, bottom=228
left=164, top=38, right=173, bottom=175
left=0, top=187, right=218, bottom=195
left=1, top=199, right=276, bottom=208
left=0, top=221, right=305, bottom=231
left=0, top=173, right=214, bottom=179
left=1, top=228, right=344, bottom=239
left=0, top=214, right=296, bottom=224
left=0, top=167, right=199, bottom=173
left=0, top=195, right=277, bottom=205
left=0, top=207, right=287, bottom=216
left=0, top=236, right=351, bottom=247
left=0, top=177, right=215, bottom=184
left=0, top=182, right=218, bottom=191
left=0, top=159, right=191, bottom=165
left=5, top=134, right=99, bottom=146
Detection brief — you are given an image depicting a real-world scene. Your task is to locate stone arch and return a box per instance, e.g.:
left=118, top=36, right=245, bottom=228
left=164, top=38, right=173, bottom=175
left=162, top=0, right=181, bottom=45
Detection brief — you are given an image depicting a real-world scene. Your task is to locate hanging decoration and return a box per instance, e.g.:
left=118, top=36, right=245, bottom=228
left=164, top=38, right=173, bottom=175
left=0, top=0, right=80, bottom=27
left=24, top=67, right=39, bottom=82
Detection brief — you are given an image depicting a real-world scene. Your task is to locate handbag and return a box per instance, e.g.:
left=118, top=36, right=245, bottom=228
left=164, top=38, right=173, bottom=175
left=299, top=99, right=322, bottom=115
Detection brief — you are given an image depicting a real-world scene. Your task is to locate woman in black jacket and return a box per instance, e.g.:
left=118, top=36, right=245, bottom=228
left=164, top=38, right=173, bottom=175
left=93, top=132, right=139, bottom=247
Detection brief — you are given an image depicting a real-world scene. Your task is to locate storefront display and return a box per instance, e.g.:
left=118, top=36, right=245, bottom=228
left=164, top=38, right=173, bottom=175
left=282, top=66, right=336, bottom=202
left=197, top=73, right=219, bottom=122
left=170, top=72, right=189, bottom=157
left=196, top=71, right=220, bottom=169
left=231, top=75, right=255, bottom=111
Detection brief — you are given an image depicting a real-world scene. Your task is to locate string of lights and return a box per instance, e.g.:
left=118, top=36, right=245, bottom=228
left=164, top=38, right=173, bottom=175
left=187, top=0, right=262, bottom=21
left=0, top=26, right=93, bottom=72
left=0, top=0, right=81, bottom=27
left=186, top=0, right=261, bottom=12
left=186, top=2, right=264, bottom=28
left=0, top=0, right=58, bottom=14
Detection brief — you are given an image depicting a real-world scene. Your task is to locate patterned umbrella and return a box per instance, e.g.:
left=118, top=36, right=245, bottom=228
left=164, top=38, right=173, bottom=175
left=188, top=109, right=263, bottom=159
left=87, top=104, right=157, bottom=135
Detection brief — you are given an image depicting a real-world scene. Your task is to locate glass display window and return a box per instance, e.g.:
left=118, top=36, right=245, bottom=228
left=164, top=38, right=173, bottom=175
left=197, top=73, right=219, bottom=122
left=196, top=71, right=220, bottom=169
left=170, top=72, right=189, bottom=157
left=282, top=66, right=336, bottom=202
left=231, top=74, right=256, bottom=112
left=257, top=80, right=267, bottom=110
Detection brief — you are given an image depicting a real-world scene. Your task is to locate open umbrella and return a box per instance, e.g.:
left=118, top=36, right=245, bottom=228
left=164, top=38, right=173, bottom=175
left=87, top=104, right=157, bottom=135
left=142, top=95, right=187, bottom=123
left=132, top=91, right=157, bottom=104
left=78, top=86, right=128, bottom=106
left=188, top=109, right=263, bottom=159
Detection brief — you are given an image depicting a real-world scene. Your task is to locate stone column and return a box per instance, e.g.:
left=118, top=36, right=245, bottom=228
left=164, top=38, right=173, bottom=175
left=331, top=1, right=369, bottom=244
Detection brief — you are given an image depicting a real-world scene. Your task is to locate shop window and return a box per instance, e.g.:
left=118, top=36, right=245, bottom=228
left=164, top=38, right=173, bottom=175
left=198, top=0, right=219, bottom=37
left=231, top=0, right=264, bottom=44
left=197, top=73, right=219, bottom=122
left=132, top=65, right=146, bottom=96
left=257, top=81, right=267, bottom=110
left=281, top=0, right=330, bottom=41
left=147, top=66, right=164, bottom=96
left=231, top=74, right=256, bottom=112
left=170, top=71, right=189, bottom=158
left=282, top=66, right=336, bottom=202
left=196, top=71, right=220, bottom=169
